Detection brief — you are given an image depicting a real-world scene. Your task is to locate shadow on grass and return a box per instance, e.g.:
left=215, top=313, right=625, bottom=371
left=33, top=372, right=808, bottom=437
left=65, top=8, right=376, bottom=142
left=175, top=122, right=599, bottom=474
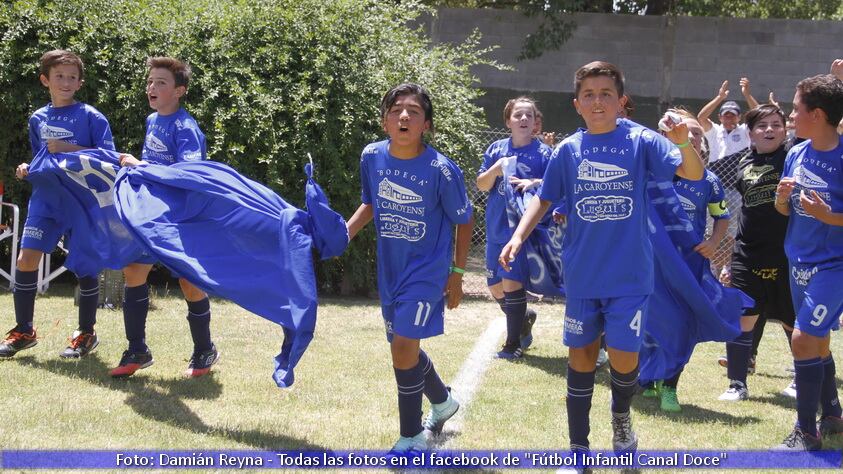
left=519, top=353, right=569, bottom=378
left=16, top=354, right=328, bottom=450
left=753, top=392, right=798, bottom=410
left=632, top=397, right=763, bottom=425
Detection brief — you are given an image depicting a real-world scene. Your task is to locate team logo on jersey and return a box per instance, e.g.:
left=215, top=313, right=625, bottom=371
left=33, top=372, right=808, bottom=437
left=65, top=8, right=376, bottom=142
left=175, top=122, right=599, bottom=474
left=564, top=316, right=583, bottom=335
left=577, top=160, right=629, bottom=182
left=378, top=178, right=422, bottom=205
left=182, top=150, right=202, bottom=161
left=744, top=164, right=774, bottom=182
left=575, top=195, right=633, bottom=222
left=793, top=166, right=828, bottom=189
left=40, top=125, right=73, bottom=140
left=145, top=134, right=169, bottom=153
left=22, top=226, right=44, bottom=241
left=791, top=265, right=817, bottom=287
left=678, top=194, right=696, bottom=212
left=379, top=213, right=426, bottom=241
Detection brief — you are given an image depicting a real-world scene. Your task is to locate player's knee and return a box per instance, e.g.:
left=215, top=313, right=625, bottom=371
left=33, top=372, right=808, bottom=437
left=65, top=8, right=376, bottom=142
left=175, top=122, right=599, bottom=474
left=390, top=336, right=420, bottom=369
left=740, top=314, right=759, bottom=332
left=790, top=330, right=820, bottom=358
left=16, top=248, right=42, bottom=271
left=178, top=278, right=206, bottom=301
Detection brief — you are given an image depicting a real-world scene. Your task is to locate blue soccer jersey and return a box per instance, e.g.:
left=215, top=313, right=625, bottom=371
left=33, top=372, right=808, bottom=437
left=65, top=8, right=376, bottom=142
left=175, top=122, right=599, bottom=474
left=360, top=140, right=472, bottom=304
left=478, top=138, right=552, bottom=244
left=673, top=169, right=729, bottom=238
left=27, top=102, right=115, bottom=219
left=141, top=108, right=206, bottom=165
left=782, top=136, right=843, bottom=266
left=539, top=121, right=681, bottom=298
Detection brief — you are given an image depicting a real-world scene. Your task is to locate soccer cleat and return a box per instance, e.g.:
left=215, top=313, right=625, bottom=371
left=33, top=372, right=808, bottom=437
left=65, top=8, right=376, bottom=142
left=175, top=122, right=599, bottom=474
left=818, top=416, right=843, bottom=437
left=185, top=344, right=220, bottom=378
left=496, top=345, right=523, bottom=360
left=595, top=348, right=609, bottom=369
left=60, top=330, right=99, bottom=358
left=0, top=327, right=38, bottom=358
left=718, top=354, right=755, bottom=374
left=520, top=308, right=537, bottom=350
left=781, top=379, right=797, bottom=399
left=109, top=350, right=154, bottom=377
left=389, top=431, right=428, bottom=454
left=423, top=390, right=459, bottom=435
left=718, top=380, right=748, bottom=401
left=641, top=381, right=661, bottom=398
left=774, top=427, right=822, bottom=451
left=611, top=412, right=638, bottom=454
left=660, top=386, right=681, bottom=413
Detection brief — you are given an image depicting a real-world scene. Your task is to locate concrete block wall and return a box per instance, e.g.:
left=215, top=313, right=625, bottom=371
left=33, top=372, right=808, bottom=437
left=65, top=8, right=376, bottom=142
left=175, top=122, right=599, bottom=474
left=427, top=8, right=842, bottom=107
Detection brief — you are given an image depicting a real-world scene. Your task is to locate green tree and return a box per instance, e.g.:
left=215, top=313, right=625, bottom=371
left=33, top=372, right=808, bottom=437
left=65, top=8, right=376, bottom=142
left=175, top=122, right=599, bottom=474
left=0, top=0, right=503, bottom=294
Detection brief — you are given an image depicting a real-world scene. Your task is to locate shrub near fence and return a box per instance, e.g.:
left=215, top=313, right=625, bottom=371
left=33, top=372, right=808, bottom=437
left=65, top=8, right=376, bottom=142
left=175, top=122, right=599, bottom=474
left=0, top=0, right=503, bottom=296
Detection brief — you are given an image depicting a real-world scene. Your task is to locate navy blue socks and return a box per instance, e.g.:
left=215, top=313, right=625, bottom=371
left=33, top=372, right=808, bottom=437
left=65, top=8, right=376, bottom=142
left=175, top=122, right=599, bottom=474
left=123, top=284, right=150, bottom=353
left=186, top=297, right=212, bottom=352
left=503, top=288, right=526, bottom=348
left=394, top=362, right=425, bottom=437
left=567, top=365, right=595, bottom=452
left=419, top=350, right=448, bottom=404
left=77, top=275, right=99, bottom=333
left=794, top=357, right=823, bottom=436
left=13, top=269, right=38, bottom=332
left=611, top=365, right=639, bottom=414
left=727, top=330, right=753, bottom=383
left=821, top=355, right=842, bottom=419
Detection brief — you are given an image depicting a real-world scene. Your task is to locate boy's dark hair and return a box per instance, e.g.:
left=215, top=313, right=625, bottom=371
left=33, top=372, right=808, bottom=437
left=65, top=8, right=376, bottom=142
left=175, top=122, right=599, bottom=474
left=380, top=83, right=434, bottom=134
left=502, top=96, right=538, bottom=125
left=744, top=103, right=786, bottom=131
left=796, top=74, right=843, bottom=127
left=39, top=49, right=84, bottom=79
left=574, top=61, right=625, bottom=98
left=147, top=57, right=192, bottom=88
left=622, top=95, right=635, bottom=118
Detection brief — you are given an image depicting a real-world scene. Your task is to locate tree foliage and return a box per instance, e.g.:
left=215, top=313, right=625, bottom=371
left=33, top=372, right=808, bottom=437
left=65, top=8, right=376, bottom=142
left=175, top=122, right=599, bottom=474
left=0, top=0, right=503, bottom=294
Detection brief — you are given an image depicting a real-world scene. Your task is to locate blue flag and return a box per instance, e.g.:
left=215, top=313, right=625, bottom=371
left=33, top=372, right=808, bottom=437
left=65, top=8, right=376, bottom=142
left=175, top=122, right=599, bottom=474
left=501, top=157, right=565, bottom=297
left=25, top=148, right=146, bottom=276
left=639, top=180, right=752, bottom=384
left=112, top=160, right=347, bottom=388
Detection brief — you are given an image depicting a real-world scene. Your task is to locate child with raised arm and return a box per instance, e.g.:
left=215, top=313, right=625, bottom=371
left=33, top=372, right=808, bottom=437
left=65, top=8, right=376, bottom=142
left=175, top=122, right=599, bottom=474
left=346, top=83, right=473, bottom=452
left=500, top=61, right=703, bottom=458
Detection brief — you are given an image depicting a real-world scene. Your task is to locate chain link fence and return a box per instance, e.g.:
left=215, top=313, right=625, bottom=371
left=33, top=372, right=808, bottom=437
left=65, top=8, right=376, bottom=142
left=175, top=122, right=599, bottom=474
left=463, top=128, right=740, bottom=297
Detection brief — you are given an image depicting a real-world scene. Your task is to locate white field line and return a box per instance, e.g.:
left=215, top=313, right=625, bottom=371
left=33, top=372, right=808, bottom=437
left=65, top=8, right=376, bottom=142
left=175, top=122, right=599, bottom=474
left=437, top=316, right=505, bottom=449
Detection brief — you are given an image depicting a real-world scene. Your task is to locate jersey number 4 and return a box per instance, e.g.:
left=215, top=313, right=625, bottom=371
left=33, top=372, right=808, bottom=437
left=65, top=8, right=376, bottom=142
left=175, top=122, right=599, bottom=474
left=629, top=310, right=643, bottom=337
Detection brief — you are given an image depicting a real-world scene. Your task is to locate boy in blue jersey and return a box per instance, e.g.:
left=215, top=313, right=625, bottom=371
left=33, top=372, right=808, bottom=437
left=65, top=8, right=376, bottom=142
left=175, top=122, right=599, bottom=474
left=643, top=108, right=730, bottom=412
left=109, top=57, right=217, bottom=378
left=773, top=70, right=843, bottom=450
left=0, top=50, right=115, bottom=359
left=477, top=97, right=551, bottom=358
left=346, top=83, right=474, bottom=452
left=500, top=62, right=703, bottom=458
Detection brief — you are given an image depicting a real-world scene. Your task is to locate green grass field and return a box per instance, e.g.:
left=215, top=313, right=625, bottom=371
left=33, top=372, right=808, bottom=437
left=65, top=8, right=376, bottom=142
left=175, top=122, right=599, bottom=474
left=1, top=285, right=841, bottom=473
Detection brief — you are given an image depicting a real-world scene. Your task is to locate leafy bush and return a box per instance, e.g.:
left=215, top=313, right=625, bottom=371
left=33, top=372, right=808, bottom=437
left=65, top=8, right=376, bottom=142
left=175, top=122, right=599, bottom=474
left=0, top=0, right=500, bottom=294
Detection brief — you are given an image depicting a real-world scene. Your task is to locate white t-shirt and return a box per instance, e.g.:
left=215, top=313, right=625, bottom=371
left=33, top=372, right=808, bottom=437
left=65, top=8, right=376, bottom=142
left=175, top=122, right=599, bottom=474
left=705, top=123, right=750, bottom=163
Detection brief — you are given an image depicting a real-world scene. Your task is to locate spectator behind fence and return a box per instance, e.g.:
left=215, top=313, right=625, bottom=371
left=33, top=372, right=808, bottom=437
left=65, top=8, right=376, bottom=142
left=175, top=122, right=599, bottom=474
left=698, top=78, right=759, bottom=163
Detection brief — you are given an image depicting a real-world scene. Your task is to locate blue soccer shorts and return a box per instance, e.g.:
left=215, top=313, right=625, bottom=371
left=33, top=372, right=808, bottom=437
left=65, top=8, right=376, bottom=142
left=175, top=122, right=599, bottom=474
left=485, top=241, right=527, bottom=286
left=564, top=295, right=649, bottom=352
left=790, top=261, right=843, bottom=337
left=21, top=214, right=65, bottom=254
left=382, top=297, right=445, bottom=342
